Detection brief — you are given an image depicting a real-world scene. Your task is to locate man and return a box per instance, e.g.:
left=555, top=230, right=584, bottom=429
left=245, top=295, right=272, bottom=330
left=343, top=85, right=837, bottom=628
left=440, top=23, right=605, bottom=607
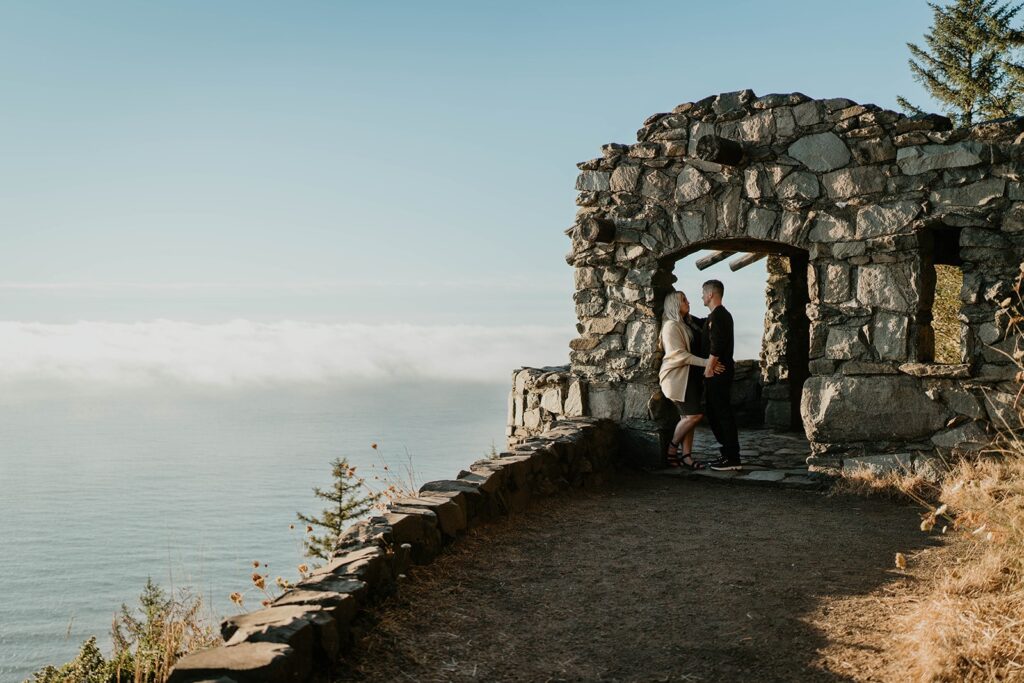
left=700, top=279, right=742, bottom=470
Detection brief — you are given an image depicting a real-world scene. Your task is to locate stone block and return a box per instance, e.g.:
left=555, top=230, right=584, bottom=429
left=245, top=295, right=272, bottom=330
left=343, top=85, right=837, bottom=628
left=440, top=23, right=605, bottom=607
left=541, top=386, right=564, bottom=414
left=856, top=262, right=918, bottom=312
left=787, top=132, right=851, bottom=172
left=672, top=210, right=704, bottom=244
left=942, top=387, right=985, bottom=420
left=273, top=589, right=358, bottom=643
left=896, top=141, right=985, bottom=175
left=641, top=169, right=674, bottom=201
left=735, top=109, right=777, bottom=143
left=293, top=573, right=368, bottom=607
left=982, top=390, right=1024, bottom=431
left=931, top=178, right=1005, bottom=207
left=564, top=380, right=586, bottom=417
left=822, top=166, right=885, bottom=199
left=623, top=382, right=657, bottom=420
left=843, top=453, right=915, bottom=475
left=574, top=267, right=600, bottom=289
left=588, top=384, right=625, bottom=420
left=717, top=186, right=744, bottom=235
left=316, top=546, right=389, bottom=589
left=825, top=326, right=863, bottom=360
left=625, top=320, right=659, bottom=355
left=167, top=642, right=301, bottom=683
left=742, top=470, right=787, bottom=482
left=763, top=399, right=792, bottom=429
left=675, top=165, right=713, bottom=204
left=808, top=213, right=853, bottom=242
left=576, top=171, right=610, bottom=192
left=776, top=171, right=820, bottom=208
left=873, top=311, right=909, bottom=360
left=744, top=166, right=774, bottom=200
left=746, top=207, right=778, bottom=239
left=855, top=201, right=920, bottom=239
left=794, top=100, right=822, bottom=126
left=820, top=262, right=850, bottom=303
left=221, top=605, right=333, bottom=663
left=931, top=421, right=990, bottom=449
left=801, top=375, right=950, bottom=442
left=418, top=480, right=484, bottom=521
left=390, top=494, right=466, bottom=539
left=897, top=363, right=970, bottom=378
left=833, top=241, right=866, bottom=259
left=609, top=165, right=641, bottom=193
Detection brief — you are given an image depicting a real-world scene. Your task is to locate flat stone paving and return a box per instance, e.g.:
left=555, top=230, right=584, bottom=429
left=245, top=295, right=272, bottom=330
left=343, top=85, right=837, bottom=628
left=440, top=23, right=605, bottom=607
left=655, top=426, right=827, bottom=490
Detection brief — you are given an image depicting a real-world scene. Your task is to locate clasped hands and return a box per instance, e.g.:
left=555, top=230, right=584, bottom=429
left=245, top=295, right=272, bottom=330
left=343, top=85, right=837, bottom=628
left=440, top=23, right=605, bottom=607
left=704, top=358, right=727, bottom=378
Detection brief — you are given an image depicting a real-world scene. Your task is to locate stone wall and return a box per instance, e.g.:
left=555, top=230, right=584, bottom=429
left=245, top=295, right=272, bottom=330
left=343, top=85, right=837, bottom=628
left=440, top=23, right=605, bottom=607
left=558, top=89, right=1024, bottom=465
left=508, top=361, right=765, bottom=453
left=168, top=418, right=618, bottom=683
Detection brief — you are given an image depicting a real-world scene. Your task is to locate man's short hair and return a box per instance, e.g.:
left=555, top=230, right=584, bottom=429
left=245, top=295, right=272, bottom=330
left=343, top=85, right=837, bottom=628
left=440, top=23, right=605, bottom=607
left=702, top=279, right=724, bottom=297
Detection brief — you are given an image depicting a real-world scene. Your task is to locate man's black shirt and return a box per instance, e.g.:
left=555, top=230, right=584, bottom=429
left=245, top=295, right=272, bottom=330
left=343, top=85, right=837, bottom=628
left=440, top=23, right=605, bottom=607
left=702, top=305, right=734, bottom=365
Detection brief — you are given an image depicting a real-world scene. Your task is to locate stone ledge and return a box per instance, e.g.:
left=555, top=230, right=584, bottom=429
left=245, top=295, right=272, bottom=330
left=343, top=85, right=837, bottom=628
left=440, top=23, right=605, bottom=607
left=898, top=363, right=971, bottom=378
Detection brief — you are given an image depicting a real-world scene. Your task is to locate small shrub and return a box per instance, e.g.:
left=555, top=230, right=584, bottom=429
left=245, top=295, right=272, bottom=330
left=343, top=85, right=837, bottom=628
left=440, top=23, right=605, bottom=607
left=29, top=580, right=218, bottom=683
left=296, top=456, right=381, bottom=563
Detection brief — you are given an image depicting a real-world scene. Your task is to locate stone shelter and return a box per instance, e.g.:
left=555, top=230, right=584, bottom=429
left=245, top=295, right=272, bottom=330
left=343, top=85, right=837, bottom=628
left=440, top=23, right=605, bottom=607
left=508, top=90, right=1024, bottom=469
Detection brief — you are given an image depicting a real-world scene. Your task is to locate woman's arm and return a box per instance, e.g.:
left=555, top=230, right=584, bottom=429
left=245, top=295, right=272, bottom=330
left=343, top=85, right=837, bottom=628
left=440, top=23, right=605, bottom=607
left=661, top=323, right=709, bottom=369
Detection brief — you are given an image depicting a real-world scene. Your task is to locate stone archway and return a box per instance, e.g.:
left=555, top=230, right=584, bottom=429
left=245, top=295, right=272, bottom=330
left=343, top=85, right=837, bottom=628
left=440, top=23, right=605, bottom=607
left=510, top=89, right=1024, bottom=471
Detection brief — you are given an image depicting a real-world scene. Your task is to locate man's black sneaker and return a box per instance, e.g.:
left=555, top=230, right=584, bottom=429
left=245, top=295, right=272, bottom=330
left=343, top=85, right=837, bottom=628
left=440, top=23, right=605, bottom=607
left=706, top=457, right=742, bottom=471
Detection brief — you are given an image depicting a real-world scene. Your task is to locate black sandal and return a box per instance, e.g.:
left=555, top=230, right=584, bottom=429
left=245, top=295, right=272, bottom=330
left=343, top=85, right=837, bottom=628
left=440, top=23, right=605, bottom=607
left=680, top=453, right=703, bottom=470
left=666, top=442, right=682, bottom=467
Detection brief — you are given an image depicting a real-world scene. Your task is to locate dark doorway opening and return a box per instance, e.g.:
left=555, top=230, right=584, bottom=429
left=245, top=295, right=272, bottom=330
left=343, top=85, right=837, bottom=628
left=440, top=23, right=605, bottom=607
left=661, top=240, right=811, bottom=434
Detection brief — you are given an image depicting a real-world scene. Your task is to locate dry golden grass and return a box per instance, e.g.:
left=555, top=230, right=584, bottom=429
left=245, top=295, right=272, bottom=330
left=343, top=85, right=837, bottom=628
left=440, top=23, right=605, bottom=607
left=833, top=453, right=1024, bottom=681
left=893, top=455, right=1024, bottom=682
left=831, top=464, right=943, bottom=506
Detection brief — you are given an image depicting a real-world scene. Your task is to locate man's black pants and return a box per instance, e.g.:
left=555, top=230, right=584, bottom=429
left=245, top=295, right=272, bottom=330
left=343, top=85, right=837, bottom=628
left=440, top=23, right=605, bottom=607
left=705, top=367, right=741, bottom=461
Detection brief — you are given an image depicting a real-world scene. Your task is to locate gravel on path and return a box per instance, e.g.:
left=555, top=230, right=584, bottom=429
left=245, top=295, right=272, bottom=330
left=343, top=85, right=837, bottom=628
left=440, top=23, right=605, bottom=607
left=337, top=473, right=935, bottom=682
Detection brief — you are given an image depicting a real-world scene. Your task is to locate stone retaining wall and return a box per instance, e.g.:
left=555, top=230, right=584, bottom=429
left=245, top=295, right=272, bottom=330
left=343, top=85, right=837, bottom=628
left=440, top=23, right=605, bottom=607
left=167, top=418, right=619, bottom=683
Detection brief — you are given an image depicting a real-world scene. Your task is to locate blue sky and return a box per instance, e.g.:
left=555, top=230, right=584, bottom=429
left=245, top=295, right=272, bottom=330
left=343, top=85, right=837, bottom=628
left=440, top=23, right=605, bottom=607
left=0, top=1, right=942, bottom=381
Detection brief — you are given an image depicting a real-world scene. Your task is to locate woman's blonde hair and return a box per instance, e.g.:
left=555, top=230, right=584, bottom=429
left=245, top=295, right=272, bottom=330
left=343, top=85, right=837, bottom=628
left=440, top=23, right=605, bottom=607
left=662, top=291, right=685, bottom=324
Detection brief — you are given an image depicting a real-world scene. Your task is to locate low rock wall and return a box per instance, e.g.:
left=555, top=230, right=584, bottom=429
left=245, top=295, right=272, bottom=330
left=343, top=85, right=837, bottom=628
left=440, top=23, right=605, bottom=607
left=509, top=362, right=766, bottom=456
left=168, top=418, right=619, bottom=683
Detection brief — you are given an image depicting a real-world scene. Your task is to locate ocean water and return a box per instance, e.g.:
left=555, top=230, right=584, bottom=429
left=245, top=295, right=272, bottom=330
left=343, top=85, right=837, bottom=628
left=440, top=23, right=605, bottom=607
left=0, top=380, right=508, bottom=682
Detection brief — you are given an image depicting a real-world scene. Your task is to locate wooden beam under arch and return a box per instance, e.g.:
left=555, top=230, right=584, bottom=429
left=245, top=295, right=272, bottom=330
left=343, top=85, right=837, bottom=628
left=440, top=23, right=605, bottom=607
left=695, top=250, right=736, bottom=270
left=728, top=252, right=768, bottom=272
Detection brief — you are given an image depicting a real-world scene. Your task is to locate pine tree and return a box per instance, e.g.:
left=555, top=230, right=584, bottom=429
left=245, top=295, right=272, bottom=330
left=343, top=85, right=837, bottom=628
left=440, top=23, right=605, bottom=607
left=898, top=0, right=1024, bottom=127
left=297, top=457, right=380, bottom=562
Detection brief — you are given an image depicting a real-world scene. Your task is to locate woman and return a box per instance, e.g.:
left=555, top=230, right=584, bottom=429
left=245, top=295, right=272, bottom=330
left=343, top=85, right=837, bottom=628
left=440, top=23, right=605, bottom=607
left=658, top=290, right=715, bottom=469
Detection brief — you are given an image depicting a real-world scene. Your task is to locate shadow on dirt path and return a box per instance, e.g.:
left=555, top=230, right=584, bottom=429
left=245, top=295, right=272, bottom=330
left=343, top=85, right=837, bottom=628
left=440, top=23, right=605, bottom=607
left=337, top=472, right=935, bottom=682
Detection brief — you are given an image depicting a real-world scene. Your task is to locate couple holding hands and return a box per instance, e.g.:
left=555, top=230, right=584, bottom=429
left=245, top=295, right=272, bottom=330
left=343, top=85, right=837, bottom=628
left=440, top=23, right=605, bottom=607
left=658, top=279, right=742, bottom=471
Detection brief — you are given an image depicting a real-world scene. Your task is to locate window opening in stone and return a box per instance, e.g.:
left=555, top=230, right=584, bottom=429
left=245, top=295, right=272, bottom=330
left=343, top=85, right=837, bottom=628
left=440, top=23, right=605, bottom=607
left=666, top=246, right=809, bottom=433
left=919, top=227, right=964, bottom=364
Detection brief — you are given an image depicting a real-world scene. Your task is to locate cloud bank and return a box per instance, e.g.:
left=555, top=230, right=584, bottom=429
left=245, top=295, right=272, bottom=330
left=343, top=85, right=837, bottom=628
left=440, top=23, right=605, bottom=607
left=0, top=320, right=575, bottom=387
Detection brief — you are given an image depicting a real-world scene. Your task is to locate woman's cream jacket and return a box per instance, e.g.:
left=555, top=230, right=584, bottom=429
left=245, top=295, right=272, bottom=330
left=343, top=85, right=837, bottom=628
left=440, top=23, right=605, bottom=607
left=658, top=319, right=709, bottom=402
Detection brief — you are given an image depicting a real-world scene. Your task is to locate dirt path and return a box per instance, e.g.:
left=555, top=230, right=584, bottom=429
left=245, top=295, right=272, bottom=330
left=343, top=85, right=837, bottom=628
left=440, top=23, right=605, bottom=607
left=336, top=473, right=940, bottom=682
